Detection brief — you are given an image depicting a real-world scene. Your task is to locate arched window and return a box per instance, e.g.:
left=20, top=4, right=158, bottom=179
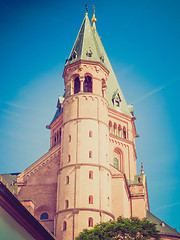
left=63, top=221, right=67, bottom=231
left=123, top=127, right=126, bottom=139
left=68, top=154, right=71, bottom=162
left=66, top=176, right=69, bottom=184
left=113, top=148, right=123, bottom=172
left=89, top=195, right=93, bottom=204
left=113, top=122, right=117, bottom=135
left=89, top=131, right=92, bottom=138
left=102, top=79, right=106, bottom=97
left=107, top=197, right=110, bottom=206
left=118, top=124, right=121, bottom=137
left=65, top=200, right=69, bottom=208
left=69, top=135, right=71, bottom=142
left=84, top=76, right=92, bottom=93
left=113, top=158, right=119, bottom=169
left=57, top=132, right=59, bottom=142
left=40, top=212, right=49, bottom=220
left=89, top=151, right=92, bottom=158
left=88, top=217, right=93, bottom=227
left=59, top=128, right=61, bottom=142
left=89, top=171, right=93, bottom=179
left=74, top=77, right=80, bottom=94
left=109, top=121, right=113, bottom=134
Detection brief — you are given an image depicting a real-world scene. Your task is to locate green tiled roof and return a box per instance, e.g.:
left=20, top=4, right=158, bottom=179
left=66, top=14, right=132, bottom=117
left=66, top=14, right=107, bottom=69
left=146, top=211, right=180, bottom=237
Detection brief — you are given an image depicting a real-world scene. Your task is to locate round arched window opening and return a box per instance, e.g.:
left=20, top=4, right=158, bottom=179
left=40, top=212, right=49, bottom=220
left=113, top=157, right=119, bottom=170
left=89, top=171, right=93, bottom=179
left=65, top=200, right=69, bottom=208
left=74, top=77, right=80, bottom=94
left=89, top=195, right=93, bottom=204
left=88, top=217, right=93, bottom=227
left=84, top=76, right=92, bottom=93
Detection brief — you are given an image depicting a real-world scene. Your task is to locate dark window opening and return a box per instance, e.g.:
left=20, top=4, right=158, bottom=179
left=84, top=76, right=92, bottom=93
left=40, top=212, right=49, bottom=220
left=74, top=77, right=80, bottom=94
left=66, top=176, right=69, bottom=184
left=89, top=131, right=92, bottom=138
left=123, top=130, right=126, bottom=139
left=88, top=217, right=93, bottom=227
left=89, top=171, right=93, bottom=179
left=59, top=128, right=61, bottom=143
left=63, top=221, right=67, bottom=231
left=89, top=195, right=93, bottom=204
left=65, top=200, right=69, bottom=208
left=113, top=158, right=119, bottom=170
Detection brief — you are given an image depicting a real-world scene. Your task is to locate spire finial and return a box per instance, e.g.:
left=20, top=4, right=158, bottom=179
left=91, top=5, right=97, bottom=29
left=85, top=4, right=88, bottom=16
left=141, top=162, right=144, bottom=175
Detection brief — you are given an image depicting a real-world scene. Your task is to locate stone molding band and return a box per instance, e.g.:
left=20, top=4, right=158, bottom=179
left=58, top=163, right=111, bottom=175
left=55, top=207, right=115, bottom=220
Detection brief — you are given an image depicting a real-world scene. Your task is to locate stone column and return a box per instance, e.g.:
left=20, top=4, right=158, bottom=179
left=79, top=76, right=84, bottom=92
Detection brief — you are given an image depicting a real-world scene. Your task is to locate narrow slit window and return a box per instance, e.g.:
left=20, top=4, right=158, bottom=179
left=89, top=131, right=92, bottom=138
left=123, top=127, right=126, bottom=139
left=107, top=197, right=110, bottom=206
left=89, top=195, right=93, bottom=204
left=89, top=151, right=92, bottom=158
left=89, top=171, right=93, bottom=179
left=66, top=176, right=69, bottom=184
left=65, top=200, right=69, bottom=208
left=88, top=217, right=93, bottom=227
left=59, top=128, right=61, bottom=142
left=63, top=221, right=67, bottom=231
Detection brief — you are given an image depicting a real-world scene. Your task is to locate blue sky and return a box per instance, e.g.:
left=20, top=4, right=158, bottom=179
left=0, top=0, right=180, bottom=232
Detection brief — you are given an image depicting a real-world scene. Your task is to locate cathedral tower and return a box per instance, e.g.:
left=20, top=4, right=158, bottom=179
left=55, top=12, right=113, bottom=240
left=17, top=9, right=149, bottom=240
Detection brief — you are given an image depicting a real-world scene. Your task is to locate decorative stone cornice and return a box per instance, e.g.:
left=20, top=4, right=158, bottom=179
left=63, top=60, right=109, bottom=79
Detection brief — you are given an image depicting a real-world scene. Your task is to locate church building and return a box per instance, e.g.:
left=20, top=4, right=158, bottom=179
left=13, top=8, right=180, bottom=240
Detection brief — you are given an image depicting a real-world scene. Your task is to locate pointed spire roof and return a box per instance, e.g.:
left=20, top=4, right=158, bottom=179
left=66, top=13, right=106, bottom=68
left=65, top=12, right=132, bottom=117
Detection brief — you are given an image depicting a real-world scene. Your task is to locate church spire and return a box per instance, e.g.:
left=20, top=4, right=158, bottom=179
left=65, top=11, right=105, bottom=68
left=64, top=9, right=132, bottom=117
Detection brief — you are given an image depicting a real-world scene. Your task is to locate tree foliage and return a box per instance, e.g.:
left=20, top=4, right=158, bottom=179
left=76, top=216, right=160, bottom=240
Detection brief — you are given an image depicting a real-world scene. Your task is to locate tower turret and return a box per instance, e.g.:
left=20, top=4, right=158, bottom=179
left=56, top=12, right=113, bottom=240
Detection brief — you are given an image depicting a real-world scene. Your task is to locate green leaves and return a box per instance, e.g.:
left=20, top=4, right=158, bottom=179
left=76, top=217, right=160, bottom=240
